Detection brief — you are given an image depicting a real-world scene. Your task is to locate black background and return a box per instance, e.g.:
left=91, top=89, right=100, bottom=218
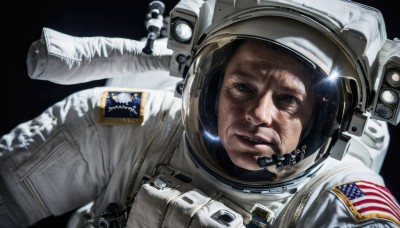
left=1, top=0, right=399, bottom=227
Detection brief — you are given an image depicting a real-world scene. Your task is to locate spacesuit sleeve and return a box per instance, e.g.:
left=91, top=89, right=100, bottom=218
left=0, top=87, right=177, bottom=227
left=26, top=27, right=173, bottom=85
left=0, top=87, right=108, bottom=227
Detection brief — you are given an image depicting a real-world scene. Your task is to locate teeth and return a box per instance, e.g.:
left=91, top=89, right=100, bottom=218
left=243, top=136, right=265, bottom=143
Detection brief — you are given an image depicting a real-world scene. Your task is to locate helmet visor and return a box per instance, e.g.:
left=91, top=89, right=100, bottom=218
left=183, top=37, right=341, bottom=187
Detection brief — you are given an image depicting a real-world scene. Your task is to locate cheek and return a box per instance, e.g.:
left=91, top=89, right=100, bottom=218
left=281, top=97, right=314, bottom=149
left=279, top=120, right=303, bottom=149
left=217, top=93, right=241, bottom=133
left=218, top=95, right=231, bottom=131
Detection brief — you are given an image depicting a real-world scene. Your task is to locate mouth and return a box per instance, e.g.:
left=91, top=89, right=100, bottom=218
left=235, top=132, right=281, bottom=155
left=236, top=134, right=276, bottom=152
left=240, top=135, right=267, bottom=144
left=227, top=134, right=278, bottom=170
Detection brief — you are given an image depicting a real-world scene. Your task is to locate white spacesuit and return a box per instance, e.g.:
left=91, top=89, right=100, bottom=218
left=1, top=0, right=400, bottom=227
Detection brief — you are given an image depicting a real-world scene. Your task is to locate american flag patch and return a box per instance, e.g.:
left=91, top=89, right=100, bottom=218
left=331, top=180, right=400, bottom=226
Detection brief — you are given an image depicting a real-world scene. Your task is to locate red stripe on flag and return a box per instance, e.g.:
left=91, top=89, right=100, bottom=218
left=332, top=180, right=400, bottom=226
left=358, top=205, right=399, bottom=217
left=353, top=199, right=400, bottom=218
left=358, top=181, right=396, bottom=201
left=354, top=192, right=400, bottom=218
left=355, top=181, right=400, bottom=219
left=358, top=182, right=394, bottom=200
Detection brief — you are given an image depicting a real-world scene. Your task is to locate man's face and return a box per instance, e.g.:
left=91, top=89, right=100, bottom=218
left=218, top=40, right=314, bottom=172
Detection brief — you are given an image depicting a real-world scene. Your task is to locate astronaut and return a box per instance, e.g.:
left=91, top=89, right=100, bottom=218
left=1, top=0, right=400, bottom=227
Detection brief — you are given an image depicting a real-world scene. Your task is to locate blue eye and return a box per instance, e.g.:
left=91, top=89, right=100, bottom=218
left=276, top=94, right=301, bottom=111
left=280, top=95, right=297, bottom=103
left=234, top=83, right=251, bottom=92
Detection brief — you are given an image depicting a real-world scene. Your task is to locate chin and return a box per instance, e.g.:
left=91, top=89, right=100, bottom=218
left=233, top=158, right=263, bottom=171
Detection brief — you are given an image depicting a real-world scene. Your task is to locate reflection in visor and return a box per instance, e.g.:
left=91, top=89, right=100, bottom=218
left=184, top=38, right=341, bottom=185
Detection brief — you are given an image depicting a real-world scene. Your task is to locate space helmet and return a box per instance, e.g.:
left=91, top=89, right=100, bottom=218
left=167, top=0, right=399, bottom=193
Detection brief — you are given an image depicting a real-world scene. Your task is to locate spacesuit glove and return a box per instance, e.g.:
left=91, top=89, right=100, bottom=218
left=26, top=27, right=173, bottom=85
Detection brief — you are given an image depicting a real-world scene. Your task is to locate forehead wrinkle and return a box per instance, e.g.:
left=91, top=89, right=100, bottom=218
left=228, top=60, right=309, bottom=95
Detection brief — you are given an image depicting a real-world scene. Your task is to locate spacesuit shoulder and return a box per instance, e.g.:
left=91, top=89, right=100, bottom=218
left=0, top=87, right=182, bottom=227
left=300, top=157, right=400, bottom=227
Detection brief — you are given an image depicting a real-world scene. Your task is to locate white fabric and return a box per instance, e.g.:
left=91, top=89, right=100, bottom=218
left=212, top=0, right=386, bottom=70
left=105, top=70, right=181, bottom=93
left=297, top=157, right=396, bottom=227
left=128, top=174, right=245, bottom=227
left=0, top=88, right=182, bottom=226
left=0, top=87, right=398, bottom=227
left=26, top=27, right=173, bottom=84
left=275, top=156, right=394, bottom=227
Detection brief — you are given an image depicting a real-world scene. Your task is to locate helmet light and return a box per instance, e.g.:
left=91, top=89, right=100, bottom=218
left=386, top=70, right=400, bottom=88
left=380, top=89, right=398, bottom=105
left=371, top=40, right=400, bottom=125
left=172, top=19, right=193, bottom=43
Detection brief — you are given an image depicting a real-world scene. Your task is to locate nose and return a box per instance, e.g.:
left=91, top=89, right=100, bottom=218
left=246, top=94, right=274, bottom=126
